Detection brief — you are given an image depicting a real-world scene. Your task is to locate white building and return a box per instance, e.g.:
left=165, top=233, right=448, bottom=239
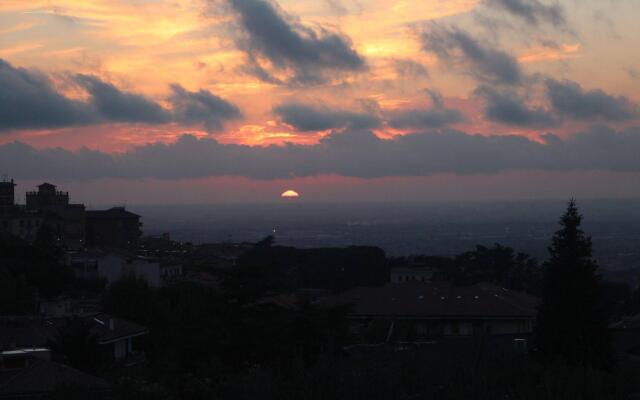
left=67, top=251, right=181, bottom=288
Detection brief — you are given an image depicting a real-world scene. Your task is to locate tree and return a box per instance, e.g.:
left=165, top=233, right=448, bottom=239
left=0, top=270, right=37, bottom=314
left=451, top=244, right=541, bottom=293
left=535, top=200, right=613, bottom=370
left=49, top=317, right=102, bottom=372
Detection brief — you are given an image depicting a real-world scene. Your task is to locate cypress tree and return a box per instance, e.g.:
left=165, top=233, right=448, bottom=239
left=535, top=199, right=612, bottom=370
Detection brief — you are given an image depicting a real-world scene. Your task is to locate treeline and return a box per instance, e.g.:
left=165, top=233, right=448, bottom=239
left=99, top=278, right=348, bottom=399
left=390, top=243, right=543, bottom=294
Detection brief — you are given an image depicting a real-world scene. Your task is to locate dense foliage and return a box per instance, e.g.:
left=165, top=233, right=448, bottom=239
left=536, top=200, right=613, bottom=370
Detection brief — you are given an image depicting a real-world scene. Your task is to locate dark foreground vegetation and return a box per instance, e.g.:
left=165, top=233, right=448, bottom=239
left=2, top=201, right=640, bottom=399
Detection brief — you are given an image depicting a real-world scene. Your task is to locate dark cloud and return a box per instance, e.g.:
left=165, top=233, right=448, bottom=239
left=546, top=79, right=639, bottom=121
left=486, top=0, right=566, bottom=27
left=224, top=0, right=365, bottom=85
left=0, top=58, right=241, bottom=133
left=475, top=86, right=557, bottom=128
left=75, top=74, right=171, bottom=124
left=273, top=103, right=380, bottom=132
left=420, top=25, right=522, bottom=85
left=0, top=59, right=96, bottom=131
left=168, top=84, right=242, bottom=132
left=6, top=126, right=640, bottom=180
left=387, top=90, right=465, bottom=130
left=392, top=59, right=430, bottom=78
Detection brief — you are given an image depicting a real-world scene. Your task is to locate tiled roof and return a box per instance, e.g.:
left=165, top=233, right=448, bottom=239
left=0, top=358, right=109, bottom=397
left=324, top=282, right=539, bottom=319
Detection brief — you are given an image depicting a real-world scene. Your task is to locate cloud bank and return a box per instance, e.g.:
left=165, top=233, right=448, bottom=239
left=3, top=126, right=640, bottom=180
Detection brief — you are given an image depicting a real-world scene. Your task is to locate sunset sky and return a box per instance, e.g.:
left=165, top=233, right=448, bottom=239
left=1, top=0, right=640, bottom=203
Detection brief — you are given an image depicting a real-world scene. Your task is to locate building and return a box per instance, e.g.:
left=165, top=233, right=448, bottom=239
left=0, top=178, right=44, bottom=241
left=324, top=282, right=539, bottom=345
left=68, top=251, right=181, bottom=288
left=390, top=267, right=434, bottom=283
left=86, top=207, right=142, bottom=248
left=88, top=314, right=148, bottom=362
left=0, top=178, right=15, bottom=208
left=0, top=314, right=148, bottom=365
left=24, top=183, right=86, bottom=249
left=26, top=183, right=69, bottom=211
left=0, top=209, right=44, bottom=242
left=2, top=179, right=146, bottom=249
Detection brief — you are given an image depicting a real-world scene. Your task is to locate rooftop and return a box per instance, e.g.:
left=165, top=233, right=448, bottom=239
left=89, top=313, right=148, bottom=344
left=86, top=207, right=141, bottom=220
left=324, top=282, right=539, bottom=319
left=0, top=357, right=109, bottom=397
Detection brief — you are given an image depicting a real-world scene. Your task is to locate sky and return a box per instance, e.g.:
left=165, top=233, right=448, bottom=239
left=1, top=0, right=640, bottom=204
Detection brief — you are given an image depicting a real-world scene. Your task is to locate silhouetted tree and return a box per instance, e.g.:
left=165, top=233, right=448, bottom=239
left=0, top=270, right=37, bottom=314
left=624, top=279, right=640, bottom=315
left=0, top=230, right=73, bottom=299
left=535, top=200, right=613, bottom=370
left=452, top=244, right=541, bottom=292
left=102, top=278, right=156, bottom=323
left=49, top=317, right=102, bottom=372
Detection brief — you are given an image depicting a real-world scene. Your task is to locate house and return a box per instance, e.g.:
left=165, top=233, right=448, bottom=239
left=88, top=314, right=148, bottom=363
left=323, top=282, right=539, bottom=345
left=0, top=314, right=148, bottom=365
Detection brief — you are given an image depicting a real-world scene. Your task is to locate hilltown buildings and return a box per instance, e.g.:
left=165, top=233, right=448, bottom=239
left=0, top=178, right=141, bottom=249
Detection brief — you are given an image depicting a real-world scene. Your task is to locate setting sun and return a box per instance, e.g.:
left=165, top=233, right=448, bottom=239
left=281, top=190, right=300, bottom=198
